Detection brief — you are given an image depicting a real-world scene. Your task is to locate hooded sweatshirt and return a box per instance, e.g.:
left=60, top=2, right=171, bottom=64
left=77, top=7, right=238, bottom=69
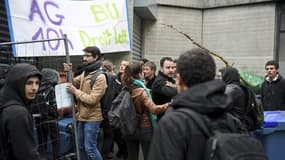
left=222, top=67, right=246, bottom=120
left=32, top=68, right=59, bottom=120
left=261, top=74, right=285, bottom=110
left=0, top=63, right=41, bottom=160
left=148, top=80, right=233, bottom=160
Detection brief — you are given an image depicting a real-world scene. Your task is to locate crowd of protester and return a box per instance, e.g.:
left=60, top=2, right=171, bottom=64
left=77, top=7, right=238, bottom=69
left=1, top=45, right=284, bottom=160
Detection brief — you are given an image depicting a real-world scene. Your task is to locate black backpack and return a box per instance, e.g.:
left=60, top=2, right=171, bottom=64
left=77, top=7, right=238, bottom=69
left=90, top=69, right=116, bottom=120
left=108, top=87, right=140, bottom=137
left=178, top=108, right=267, bottom=160
left=240, top=85, right=264, bottom=131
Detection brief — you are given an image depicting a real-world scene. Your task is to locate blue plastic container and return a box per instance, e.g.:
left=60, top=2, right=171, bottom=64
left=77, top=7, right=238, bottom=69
left=255, top=111, right=285, bottom=160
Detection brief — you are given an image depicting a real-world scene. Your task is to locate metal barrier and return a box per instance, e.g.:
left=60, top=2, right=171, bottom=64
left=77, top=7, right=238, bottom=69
left=0, top=35, right=80, bottom=160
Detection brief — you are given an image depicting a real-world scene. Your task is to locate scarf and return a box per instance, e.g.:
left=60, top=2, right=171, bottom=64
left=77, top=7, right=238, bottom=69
left=82, top=60, right=102, bottom=77
left=133, top=79, right=158, bottom=127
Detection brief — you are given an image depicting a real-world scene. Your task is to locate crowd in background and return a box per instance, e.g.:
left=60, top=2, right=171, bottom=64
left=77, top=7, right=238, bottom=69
left=0, top=45, right=284, bottom=160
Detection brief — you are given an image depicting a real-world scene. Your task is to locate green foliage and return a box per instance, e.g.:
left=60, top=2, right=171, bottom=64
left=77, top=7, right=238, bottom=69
left=238, top=70, right=264, bottom=94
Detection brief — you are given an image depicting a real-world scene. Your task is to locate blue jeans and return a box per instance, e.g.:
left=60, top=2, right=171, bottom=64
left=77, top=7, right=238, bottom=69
left=78, top=121, right=102, bottom=160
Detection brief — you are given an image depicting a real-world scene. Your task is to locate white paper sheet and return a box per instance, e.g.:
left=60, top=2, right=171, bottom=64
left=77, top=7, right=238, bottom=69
left=55, top=83, right=74, bottom=108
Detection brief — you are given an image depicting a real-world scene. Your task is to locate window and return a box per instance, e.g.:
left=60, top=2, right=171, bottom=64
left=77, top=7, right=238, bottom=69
left=276, top=4, right=285, bottom=75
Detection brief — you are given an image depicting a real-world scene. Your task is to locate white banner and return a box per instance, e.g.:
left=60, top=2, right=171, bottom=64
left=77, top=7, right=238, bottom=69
left=5, top=0, right=131, bottom=57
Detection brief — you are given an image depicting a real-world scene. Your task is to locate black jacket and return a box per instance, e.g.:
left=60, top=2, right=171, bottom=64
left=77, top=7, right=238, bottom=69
left=32, top=68, right=59, bottom=120
left=0, top=63, right=41, bottom=160
left=32, top=83, right=57, bottom=120
left=261, top=74, right=285, bottom=110
left=222, top=67, right=246, bottom=121
left=145, top=75, right=156, bottom=90
left=151, top=71, right=177, bottom=105
left=148, top=80, right=232, bottom=160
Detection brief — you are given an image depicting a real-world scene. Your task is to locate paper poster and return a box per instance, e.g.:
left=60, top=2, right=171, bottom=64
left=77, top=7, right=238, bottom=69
left=55, top=82, right=74, bottom=108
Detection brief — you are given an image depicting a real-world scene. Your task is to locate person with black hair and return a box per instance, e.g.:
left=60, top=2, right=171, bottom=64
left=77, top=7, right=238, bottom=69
left=151, top=57, right=177, bottom=120
left=0, top=63, right=42, bottom=160
left=139, top=58, right=149, bottom=65
left=220, top=67, right=247, bottom=128
left=64, top=46, right=106, bottom=160
left=148, top=48, right=233, bottom=160
left=261, top=60, right=285, bottom=111
left=216, top=68, right=224, bottom=80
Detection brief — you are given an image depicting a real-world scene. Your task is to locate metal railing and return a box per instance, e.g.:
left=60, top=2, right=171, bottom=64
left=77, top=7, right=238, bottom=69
left=0, top=34, right=80, bottom=160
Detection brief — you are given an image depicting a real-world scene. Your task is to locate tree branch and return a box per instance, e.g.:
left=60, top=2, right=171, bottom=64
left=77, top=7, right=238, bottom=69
left=161, top=24, right=232, bottom=67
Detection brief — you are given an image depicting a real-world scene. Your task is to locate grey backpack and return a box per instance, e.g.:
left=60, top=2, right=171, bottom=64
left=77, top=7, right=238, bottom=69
left=108, top=87, right=140, bottom=137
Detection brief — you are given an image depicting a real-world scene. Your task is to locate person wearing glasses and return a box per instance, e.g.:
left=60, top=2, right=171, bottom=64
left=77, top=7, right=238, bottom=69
left=261, top=60, right=285, bottom=111
left=64, top=46, right=106, bottom=160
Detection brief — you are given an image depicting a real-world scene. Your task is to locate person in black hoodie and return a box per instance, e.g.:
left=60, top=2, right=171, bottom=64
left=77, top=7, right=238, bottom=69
left=148, top=48, right=233, bottom=160
left=221, top=67, right=247, bottom=125
left=0, top=63, right=42, bottom=160
left=261, top=60, right=285, bottom=110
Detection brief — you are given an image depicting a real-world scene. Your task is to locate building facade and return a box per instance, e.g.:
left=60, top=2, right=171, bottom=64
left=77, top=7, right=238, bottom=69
left=142, top=0, right=284, bottom=76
